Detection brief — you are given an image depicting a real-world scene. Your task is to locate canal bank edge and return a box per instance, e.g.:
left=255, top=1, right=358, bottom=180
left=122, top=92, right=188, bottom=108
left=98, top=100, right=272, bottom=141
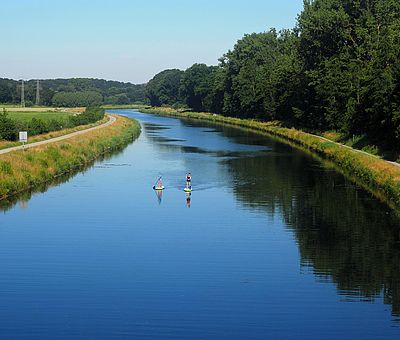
left=0, top=114, right=141, bottom=200
left=138, top=106, right=400, bottom=211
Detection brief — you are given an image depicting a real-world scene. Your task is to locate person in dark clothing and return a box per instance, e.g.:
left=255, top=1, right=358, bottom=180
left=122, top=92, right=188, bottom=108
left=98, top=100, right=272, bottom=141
left=186, top=172, right=192, bottom=189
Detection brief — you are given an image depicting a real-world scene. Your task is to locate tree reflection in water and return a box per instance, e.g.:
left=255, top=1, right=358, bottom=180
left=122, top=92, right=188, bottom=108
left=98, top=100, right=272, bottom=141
left=225, top=142, right=400, bottom=317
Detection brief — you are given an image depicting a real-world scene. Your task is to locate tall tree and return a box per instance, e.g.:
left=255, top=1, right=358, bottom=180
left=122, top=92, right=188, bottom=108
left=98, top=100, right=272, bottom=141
left=180, top=64, right=219, bottom=112
left=146, top=69, right=184, bottom=106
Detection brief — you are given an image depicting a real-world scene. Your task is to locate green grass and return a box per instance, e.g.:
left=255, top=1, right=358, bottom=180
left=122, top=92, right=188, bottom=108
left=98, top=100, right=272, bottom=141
left=7, top=111, right=72, bottom=123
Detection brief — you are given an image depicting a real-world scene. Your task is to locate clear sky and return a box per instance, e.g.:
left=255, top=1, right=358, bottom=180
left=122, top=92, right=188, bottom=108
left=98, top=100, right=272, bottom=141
left=0, top=0, right=304, bottom=84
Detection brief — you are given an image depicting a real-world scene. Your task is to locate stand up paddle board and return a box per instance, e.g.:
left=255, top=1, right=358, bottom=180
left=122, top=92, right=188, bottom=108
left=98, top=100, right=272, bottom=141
left=184, top=187, right=192, bottom=192
left=153, top=186, right=165, bottom=190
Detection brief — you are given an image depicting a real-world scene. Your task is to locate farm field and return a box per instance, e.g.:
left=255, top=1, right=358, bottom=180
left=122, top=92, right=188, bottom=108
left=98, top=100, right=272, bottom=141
left=7, top=110, right=72, bottom=123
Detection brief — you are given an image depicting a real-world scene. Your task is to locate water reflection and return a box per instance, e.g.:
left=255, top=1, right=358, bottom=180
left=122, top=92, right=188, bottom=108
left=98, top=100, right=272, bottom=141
left=223, top=129, right=400, bottom=318
left=185, top=192, right=191, bottom=208
left=154, top=188, right=163, bottom=205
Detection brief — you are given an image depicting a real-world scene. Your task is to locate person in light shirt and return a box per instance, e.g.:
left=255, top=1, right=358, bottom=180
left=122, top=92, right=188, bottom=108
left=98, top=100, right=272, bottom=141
left=186, top=172, right=192, bottom=189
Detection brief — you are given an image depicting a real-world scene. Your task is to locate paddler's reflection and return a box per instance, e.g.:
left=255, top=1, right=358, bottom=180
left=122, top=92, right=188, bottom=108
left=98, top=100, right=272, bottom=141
left=155, top=188, right=163, bottom=204
left=186, top=192, right=191, bottom=208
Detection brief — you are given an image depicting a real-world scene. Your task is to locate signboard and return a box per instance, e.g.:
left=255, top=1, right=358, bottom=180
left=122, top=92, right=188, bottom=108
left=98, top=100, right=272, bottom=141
left=19, top=131, right=28, bottom=143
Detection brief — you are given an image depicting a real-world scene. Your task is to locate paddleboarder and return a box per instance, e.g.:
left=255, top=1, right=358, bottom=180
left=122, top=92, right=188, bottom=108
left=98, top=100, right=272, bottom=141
left=186, top=172, right=192, bottom=189
left=154, top=176, right=163, bottom=190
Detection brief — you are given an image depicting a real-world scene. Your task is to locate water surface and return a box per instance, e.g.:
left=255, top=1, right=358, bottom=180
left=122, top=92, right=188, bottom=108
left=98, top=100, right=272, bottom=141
left=0, top=109, right=399, bottom=339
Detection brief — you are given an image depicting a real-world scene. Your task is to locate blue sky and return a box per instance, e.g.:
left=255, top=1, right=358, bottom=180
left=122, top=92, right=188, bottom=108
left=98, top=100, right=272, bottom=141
left=0, top=0, right=303, bottom=83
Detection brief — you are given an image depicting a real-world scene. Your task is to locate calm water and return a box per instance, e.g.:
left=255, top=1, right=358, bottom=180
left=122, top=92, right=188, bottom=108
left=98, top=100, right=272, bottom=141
left=0, top=109, right=400, bottom=339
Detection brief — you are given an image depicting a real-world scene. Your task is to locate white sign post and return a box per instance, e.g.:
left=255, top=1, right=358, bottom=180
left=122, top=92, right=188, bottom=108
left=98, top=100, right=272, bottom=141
left=19, top=131, right=28, bottom=150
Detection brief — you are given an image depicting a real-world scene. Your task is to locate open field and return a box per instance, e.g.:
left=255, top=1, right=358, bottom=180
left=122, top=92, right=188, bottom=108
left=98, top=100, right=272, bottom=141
left=7, top=111, right=72, bottom=123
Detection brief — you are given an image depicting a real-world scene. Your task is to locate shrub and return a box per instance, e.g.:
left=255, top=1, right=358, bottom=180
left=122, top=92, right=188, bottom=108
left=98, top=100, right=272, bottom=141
left=68, top=107, right=105, bottom=127
left=0, top=109, right=18, bottom=141
left=28, top=118, right=49, bottom=136
left=0, top=161, right=13, bottom=175
left=47, top=119, right=64, bottom=132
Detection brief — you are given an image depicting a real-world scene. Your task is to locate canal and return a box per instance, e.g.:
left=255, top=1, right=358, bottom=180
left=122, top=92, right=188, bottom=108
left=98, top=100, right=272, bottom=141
left=0, top=109, right=399, bottom=338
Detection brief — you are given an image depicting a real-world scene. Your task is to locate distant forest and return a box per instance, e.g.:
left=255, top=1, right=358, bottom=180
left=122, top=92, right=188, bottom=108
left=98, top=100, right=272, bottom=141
left=146, top=0, right=400, bottom=147
left=0, top=78, right=146, bottom=107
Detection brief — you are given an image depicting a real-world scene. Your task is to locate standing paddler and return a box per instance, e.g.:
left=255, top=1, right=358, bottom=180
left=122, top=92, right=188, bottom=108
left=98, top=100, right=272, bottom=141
left=186, top=172, right=192, bottom=190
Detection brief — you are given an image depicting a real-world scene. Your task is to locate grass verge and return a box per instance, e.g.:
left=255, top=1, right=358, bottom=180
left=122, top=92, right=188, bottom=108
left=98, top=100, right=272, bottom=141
left=139, top=106, right=400, bottom=210
left=0, top=114, right=140, bottom=200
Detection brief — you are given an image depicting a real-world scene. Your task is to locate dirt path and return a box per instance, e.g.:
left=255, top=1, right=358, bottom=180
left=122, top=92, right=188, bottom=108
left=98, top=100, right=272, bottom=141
left=0, top=115, right=116, bottom=155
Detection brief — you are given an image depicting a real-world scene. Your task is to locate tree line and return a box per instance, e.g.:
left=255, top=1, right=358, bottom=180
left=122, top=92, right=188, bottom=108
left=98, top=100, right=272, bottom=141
left=0, top=78, right=146, bottom=107
left=146, top=0, right=400, bottom=147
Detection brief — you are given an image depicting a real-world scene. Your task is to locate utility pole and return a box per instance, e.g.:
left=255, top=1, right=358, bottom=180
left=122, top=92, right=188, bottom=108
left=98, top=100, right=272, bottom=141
left=35, top=79, right=40, bottom=106
left=21, top=79, right=25, bottom=108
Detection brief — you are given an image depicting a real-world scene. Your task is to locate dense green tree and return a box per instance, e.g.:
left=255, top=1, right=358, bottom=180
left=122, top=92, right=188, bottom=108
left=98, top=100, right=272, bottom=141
left=219, top=29, right=303, bottom=121
left=298, top=0, right=400, bottom=141
left=52, top=91, right=103, bottom=107
left=145, top=69, right=184, bottom=106
left=179, top=64, right=219, bottom=112
left=28, top=117, right=49, bottom=135
left=0, top=109, right=18, bottom=141
left=0, top=79, right=15, bottom=103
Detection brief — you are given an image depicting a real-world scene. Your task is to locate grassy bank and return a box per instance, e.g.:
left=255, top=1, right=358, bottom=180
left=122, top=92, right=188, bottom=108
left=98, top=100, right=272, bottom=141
left=0, top=115, right=109, bottom=150
left=139, top=106, right=400, bottom=210
left=0, top=114, right=140, bottom=200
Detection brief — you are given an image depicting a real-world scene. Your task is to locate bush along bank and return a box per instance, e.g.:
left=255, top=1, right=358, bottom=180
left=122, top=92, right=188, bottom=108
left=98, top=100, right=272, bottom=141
left=0, top=114, right=140, bottom=200
left=140, top=106, right=400, bottom=210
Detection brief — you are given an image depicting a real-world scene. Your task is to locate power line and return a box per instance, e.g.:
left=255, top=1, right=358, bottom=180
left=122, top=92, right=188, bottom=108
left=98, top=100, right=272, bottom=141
left=35, top=79, right=40, bottom=106
left=21, top=80, right=25, bottom=108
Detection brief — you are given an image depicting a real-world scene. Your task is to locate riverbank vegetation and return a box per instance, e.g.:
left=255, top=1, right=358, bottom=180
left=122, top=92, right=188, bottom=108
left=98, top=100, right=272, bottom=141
left=0, top=114, right=140, bottom=200
left=145, top=0, right=400, bottom=161
left=0, top=107, right=104, bottom=141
